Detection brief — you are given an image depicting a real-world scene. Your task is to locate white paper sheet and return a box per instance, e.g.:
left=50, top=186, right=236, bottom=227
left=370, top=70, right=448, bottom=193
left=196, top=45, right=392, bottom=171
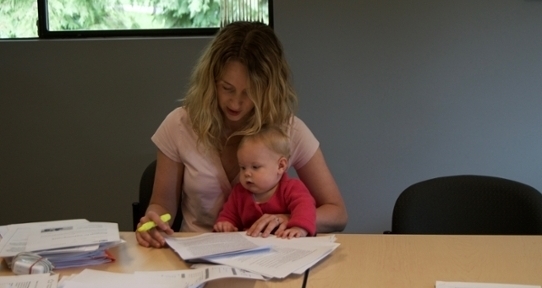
left=166, top=232, right=339, bottom=279
left=244, top=234, right=339, bottom=274
left=0, top=273, right=58, bottom=288
left=0, top=226, right=7, bottom=240
left=38, top=244, right=100, bottom=256
left=245, top=233, right=337, bottom=247
left=0, top=219, right=89, bottom=257
left=436, top=281, right=540, bottom=288
left=135, top=265, right=265, bottom=288
left=206, top=243, right=338, bottom=278
left=25, top=222, right=120, bottom=252
left=59, top=269, right=139, bottom=288
left=58, top=266, right=265, bottom=288
left=165, top=232, right=270, bottom=260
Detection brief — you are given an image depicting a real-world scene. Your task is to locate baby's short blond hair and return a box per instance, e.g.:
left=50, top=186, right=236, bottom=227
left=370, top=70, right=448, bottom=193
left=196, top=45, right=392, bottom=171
left=239, top=125, right=290, bottom=159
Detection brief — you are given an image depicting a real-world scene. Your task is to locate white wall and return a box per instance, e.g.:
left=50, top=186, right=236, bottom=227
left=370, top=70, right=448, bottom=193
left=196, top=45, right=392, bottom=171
left=1, top=1, right=541, bottom=232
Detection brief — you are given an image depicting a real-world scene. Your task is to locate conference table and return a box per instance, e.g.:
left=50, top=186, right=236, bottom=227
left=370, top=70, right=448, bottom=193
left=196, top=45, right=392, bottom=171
left=308, top=234, right=542, bottom=287
left=1, top=232, right=542, bottom=287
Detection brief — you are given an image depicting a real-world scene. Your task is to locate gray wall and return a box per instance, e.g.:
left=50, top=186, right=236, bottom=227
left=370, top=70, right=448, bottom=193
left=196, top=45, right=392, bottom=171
left=1, top=1, right=541, bottom=233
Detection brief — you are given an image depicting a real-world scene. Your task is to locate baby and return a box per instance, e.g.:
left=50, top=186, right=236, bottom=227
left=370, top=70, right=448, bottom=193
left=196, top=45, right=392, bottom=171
left=214, top=125, right=316, bottom=238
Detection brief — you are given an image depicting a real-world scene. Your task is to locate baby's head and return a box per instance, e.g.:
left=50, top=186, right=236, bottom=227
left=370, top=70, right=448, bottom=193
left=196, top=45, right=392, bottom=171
left=237, top=125, right=290, bottom=197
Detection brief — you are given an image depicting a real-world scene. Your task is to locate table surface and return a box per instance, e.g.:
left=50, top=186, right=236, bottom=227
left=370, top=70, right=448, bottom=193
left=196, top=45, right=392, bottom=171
left=2, top=233, right=542, bottom=288
left=306, top=234, right=542, bottom=288
left=0, top=232, right=305, bottom=288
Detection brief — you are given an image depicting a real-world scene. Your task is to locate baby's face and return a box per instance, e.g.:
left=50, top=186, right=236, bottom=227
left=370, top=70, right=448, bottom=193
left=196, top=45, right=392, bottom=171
left=237, top=139, right=283, bottom=197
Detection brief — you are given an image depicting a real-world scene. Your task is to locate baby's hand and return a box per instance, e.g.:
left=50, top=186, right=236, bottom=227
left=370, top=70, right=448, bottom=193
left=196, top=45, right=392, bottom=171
left=276, top=227, right=308, bottom=239
left=213, top=221, right=238, bottom=232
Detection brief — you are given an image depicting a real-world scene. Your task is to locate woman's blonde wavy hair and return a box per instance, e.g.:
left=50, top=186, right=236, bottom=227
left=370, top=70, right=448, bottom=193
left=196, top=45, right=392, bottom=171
left=181, top=21, right=298, bottom=152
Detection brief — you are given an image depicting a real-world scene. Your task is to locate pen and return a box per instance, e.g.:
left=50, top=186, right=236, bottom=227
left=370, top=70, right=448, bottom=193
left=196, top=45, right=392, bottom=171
left=137, top=213, right=171, bottom=232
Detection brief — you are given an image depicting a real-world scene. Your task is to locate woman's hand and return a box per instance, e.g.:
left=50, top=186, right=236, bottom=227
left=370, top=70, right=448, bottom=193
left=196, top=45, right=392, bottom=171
left=135, top=210, right=174, bottom=248
left=246, top=214, right=290, bottom=237
left=136, top=151, right=184, bottom=248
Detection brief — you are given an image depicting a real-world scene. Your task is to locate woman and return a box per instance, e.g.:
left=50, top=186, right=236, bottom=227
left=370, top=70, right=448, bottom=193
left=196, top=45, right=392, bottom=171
left=136, top=21, right=347, bottom=248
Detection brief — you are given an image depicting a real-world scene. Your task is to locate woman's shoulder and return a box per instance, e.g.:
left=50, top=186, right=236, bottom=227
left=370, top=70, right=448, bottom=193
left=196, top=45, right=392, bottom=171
left=287, top=115, right=306, bottom=133
left=165, top=106, right=188, bottom=118
left=290, top=114, right=304, bottom=125
left=153, top=106, right=198, bottom=149
left=162, top=106, right=192, bottom=128
left=287, top=115, right=317, bottom=140
left=286, top=115, right=319, bottom=169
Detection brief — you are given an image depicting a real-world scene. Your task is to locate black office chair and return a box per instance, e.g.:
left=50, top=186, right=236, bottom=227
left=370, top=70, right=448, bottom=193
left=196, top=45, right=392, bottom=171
left=132, top=160, right=183, bottom=231
left=387, top=175, right=542, bottom=235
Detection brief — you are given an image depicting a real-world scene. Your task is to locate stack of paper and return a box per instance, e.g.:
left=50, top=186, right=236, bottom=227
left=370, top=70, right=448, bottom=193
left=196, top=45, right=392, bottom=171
left=57, top=266, right=265, bottom=288
left=0, top=273, right=58, bottom=288
left=163, top=232, right=271, bottom=261
left=165, top=232, right=339, bottom=279
left=436, top=281, right=541, bottom=288
left=0, top=219, right=122, bottom=270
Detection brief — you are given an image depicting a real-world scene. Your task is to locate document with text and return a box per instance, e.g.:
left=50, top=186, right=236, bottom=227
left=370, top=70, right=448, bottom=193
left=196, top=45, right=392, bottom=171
left=166, top=232, right=339, bottom=279
left=0, top=226, right=7, bottom=240
left=0, top=273, right=58, bottom=288
left=165, top=232, right=270, bottom=260
left=204, top=241, right=339, bottom=278
left=135, top=264, right=265, bottom=288
left=25, top=222, right=120, bottom=252
left=0, top=219, right=89, bottom=257
left=436, top=281, right=541, bottom=288
left=58, top=266, right=265, bottom=288
left=59, top=269, right=138, bottom=288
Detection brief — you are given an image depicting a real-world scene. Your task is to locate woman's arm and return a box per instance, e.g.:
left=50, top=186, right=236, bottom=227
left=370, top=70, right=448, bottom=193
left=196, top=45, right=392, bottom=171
left=136, top=149, right=184, bottom=247
left=296, top=148, right=348, bottom=232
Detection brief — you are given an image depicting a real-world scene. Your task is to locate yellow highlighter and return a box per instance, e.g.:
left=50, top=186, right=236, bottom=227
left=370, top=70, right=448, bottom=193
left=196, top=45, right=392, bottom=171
left=137, top=213, right=171, bottom=232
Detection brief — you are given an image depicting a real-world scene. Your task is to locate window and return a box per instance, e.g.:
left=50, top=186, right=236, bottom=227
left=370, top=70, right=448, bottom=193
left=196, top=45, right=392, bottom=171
left=0, top=0, right=272, bottom=39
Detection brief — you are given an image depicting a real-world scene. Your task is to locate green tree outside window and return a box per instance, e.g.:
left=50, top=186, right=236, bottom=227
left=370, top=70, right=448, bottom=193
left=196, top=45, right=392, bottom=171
left=0, top=0, right=270, bottom=39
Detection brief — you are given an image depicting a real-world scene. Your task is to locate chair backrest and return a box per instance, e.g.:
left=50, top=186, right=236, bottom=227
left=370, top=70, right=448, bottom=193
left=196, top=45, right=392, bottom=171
left=132, top=160, right=183, bottom=231
left=390, top=175, right=542, bottom=235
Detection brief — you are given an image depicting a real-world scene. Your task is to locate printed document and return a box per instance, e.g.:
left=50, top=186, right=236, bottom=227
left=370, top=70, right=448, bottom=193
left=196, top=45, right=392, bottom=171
left=59, top=269, right=138, bottom=288
left=0, top=273, right=58, bottom=288
left=0, top=226, right=7, bottom=240
left=166, top=232, right=339, bottom=279
left=135, top=265, right=265, bottom=288
left=165, top=232, right=270, bottom=260
left=436, top=281, right=540, bottom=288
left=25, top=222, right=120, bottom=252
left=273, top=236, right=339, bottom=274
left=58, top=266, right=264, bottom=288
left=0, top=219, right=89, bottom=257
left=204, top=242, right=339, bottom=278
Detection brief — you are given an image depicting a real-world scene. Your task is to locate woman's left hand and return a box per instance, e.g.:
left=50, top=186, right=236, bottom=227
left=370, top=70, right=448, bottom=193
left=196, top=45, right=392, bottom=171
left=246, top=214, right=290, bottom=237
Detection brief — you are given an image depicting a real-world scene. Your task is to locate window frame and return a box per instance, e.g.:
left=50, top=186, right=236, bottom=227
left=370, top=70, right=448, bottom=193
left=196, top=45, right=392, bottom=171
left=31, top=0, right=274, bottom=39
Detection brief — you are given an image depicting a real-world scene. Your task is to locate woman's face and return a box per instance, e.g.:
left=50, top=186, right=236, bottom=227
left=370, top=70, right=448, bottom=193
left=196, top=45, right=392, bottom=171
left=216, top=60, right=255, bottom=131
